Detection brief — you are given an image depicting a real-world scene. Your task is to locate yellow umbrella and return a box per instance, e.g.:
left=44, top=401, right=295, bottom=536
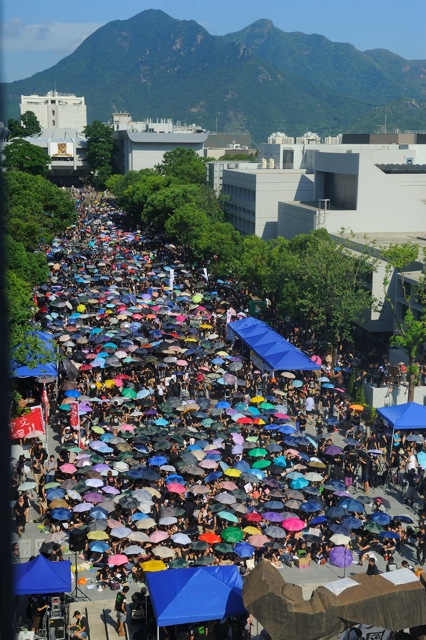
left=216, top=351, right=229, bottom=357
left=87, top=530, right=109, bottom=540
left=184, top=337, right=198, bottom=342
left=200, top=324, right=213, bottom=329
left=49, top=499, right=69, bottom=509
left=250, top=396, right=265, bottom=403
left=95, top=382, right=103, bottom=389
left=91, top=426, right=105, bottom=434
left=140, top=559, right=167, bottom=572
left=243, top=526, right=262, bottom=535
left=104, top=379, right=116, bottom=388
left=76, top=304, right=86, bottom=313
left=143, top=487, right=161, bottom=499
left=224, top=468, right=242, bottom=478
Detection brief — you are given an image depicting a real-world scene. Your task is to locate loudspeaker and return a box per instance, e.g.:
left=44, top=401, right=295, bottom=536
left=49, top=617, right=65, bottom=640
left=69, top=528, right=86, bottom=552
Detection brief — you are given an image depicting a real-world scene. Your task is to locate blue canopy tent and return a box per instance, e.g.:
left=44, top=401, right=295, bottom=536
left=227, top=317, right=320, bottom=373
left=12, top=330, right=58, bottom=378
left=146, top=566, right=246, bottom=630
left=376, top=402, right=426, bottom=431
left=14, top=555, right=72, bottom=595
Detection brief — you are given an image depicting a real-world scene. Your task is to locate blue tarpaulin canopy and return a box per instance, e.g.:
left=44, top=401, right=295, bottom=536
left=12, top=330, right=58, bottom=378
left=146, top=566, right=246, bottom=626
left=227, top=317, right=320, bottom=373
left=376, top=402, right=426, bottom=431
left=14, top=555, right=72, bottom=595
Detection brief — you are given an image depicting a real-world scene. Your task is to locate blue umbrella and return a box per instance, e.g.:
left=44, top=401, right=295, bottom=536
left=233, top=542, right=255, bottom=558
left=89, top=541, right=110, bottom=552
left=234, top=460, right=250, bottom=472
left=379, top=531, right=400, bottom=539
left=249, top=469, right=266, bottom=480
left=131, top=513, right=150, bottom=521
left=273, top=456, right=287, bottom=467
left=166, top=475, right=186, bottom=484
left=337, top=498, right=365, bottom=513
left=126, top=469, right=144, bottom=479
left=300, top=501, right=323, bottom=513
left=287, top=472, right=304, bottom=479
left=149, top=456, right=168, bottom=466
left=64, top=390, right=80, bottom=397
left=154, top=418, right=168, bottom=426
left=215, top=401, right=231, bottom=409
left=290, top=478, right=309, bottom=489
left=50, top=508, right=73, bottom=521
left=89, top=508, right=108, bottom=519
left=392, top=515, right=414, bottom=524
left=342, top=517, right=364, bottom=530
left=329, top=524, right=351, bottom=535
left=100, top=433, right=114, bottom=442
left=326, top=507, right=346, bottom=519
left=204, top=472, right=223, bottom=483
left=46, top=489, right=66, bottom=501
left=310, top=515, right=328, bottom=525
left=369, top=512, right=392, bottom=525
left=303, top=486, right=321, bottom=496
left=264, top=425, right=280, bottom=431
left=292, top=380, right=303, bottom=388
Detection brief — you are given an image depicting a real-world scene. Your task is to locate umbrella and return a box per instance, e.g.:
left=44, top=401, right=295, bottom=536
left=140, top=560, right=167, bottom=572
left=169, top=559, right=188, bottom=569
left=233, top=542, right=254, bottom=558
left=337, top=498, right=365, bottom=513
left=282, top=518, right=306, bottom=531
left=329, top=546, right=353, bottom=576
left=108, top=554, right=128, bottom=566
left=152, top=546, right=175, bottom=559
left=221, top=528, right=244, bottom=542
left=264, top=526, right=286, bottom=539
left=330, top=534, right=351, bottom=546
left=50, top=508, right=72, bottom=521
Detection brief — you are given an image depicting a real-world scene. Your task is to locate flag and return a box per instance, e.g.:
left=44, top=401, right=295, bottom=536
left=10, top=407, right=44, bottom=440
left=69, top=401, right=81, bottom=446
left=61, top=355, right=80, bottom=380
left=169, top=268, right=175, bottom=292
left=201, top=268, right=209, bottom=282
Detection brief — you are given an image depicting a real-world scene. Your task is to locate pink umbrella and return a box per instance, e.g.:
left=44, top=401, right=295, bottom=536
left=176, top=315, right=186, bottom=322
left=285, top=449, right=301, bottom=457
left=248, top=534, right=270, bottom=547
left=199, top=460, right=218, bottom=469
left=108, top=554, right=128, bottom=566
left=107, top=518, right=124, bottom=528
left=167, top=483, right=186, bottom=494
left=282, top=518, right=306, bottom=531
left=149, top=530, right=169, bottom=543
left=119, top=424, right=135, bottom=431
left=59, top=463, right=77, bottom=474
left=221, top=481, right=238, bottom=491
left=274, top=413, right=290, bottom=419
left=114, top=378, right=123, bottom=387
left=176, top=360, right=188, bottom=366
left=311, top=355, right=322, bottom=365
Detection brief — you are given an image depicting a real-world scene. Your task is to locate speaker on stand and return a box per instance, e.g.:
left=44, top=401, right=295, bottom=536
left=69, top=529, right=91, bottom=602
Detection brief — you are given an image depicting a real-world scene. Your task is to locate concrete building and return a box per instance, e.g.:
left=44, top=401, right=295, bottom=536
left=20, top=92, right=87, bottom=132
left=222, top=167, right=314, bottom=239
left=112, top=113, right=208, bottom=172
left=23, top=128, right=89, bottom=185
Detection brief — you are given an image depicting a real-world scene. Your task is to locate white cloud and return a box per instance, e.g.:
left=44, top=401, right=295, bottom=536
left=0, top=19, right=102, bottom=53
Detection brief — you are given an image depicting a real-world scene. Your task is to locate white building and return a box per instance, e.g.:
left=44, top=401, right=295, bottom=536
left=20, top=92, right=87, bottom=133
left=112, top=113, right=208, bottom=172
left=23, top=128, right=89, bottom=185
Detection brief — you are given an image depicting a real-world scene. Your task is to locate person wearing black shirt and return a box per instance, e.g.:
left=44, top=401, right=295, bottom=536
left=366, top=558, right=380, bottom=576
left=70, top=610, right=88, bottom=639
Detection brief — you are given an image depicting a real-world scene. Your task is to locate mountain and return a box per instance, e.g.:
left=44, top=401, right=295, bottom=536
left=2, top=10, right=426, bottom=141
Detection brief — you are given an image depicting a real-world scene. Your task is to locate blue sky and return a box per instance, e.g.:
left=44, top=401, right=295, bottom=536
left=2, top=0, right=426, bottom=82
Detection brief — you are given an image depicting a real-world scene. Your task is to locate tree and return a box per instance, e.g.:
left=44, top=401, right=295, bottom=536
left=2, top=139, right=50, bottom=175
left=280, top=230, right=374, bottom=351
left=156, top=148, right=206, bottom=185
left=84, top=121, right=117, bottom=188
left=380, top=242, right=426, bottom=401
left=7, top=111, right=41, bottom=139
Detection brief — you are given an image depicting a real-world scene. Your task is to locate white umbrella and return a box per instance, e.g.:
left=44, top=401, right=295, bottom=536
left=330, top=534, right=351, bottom=546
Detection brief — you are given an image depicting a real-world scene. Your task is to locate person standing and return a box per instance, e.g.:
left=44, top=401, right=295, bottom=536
left=14, top=495, right=27, bottom=537
left=115, top=585, right=129, bottom=636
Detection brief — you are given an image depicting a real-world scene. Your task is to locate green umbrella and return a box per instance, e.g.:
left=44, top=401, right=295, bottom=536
left=232, top=489, right=248, bottom=500
left=191, top=541, right=209, bottom=551
left=364, top=521, right=384, bottom=533
left=45, top=482, right=61, bottom=489
left=169, top=558, right=188, bottom=569
left=214, top=543, right=234, bottom=554
left=248, top=448, right=268, bottom=458
left=121, top=388, right=137, bottom=399
left=218, top=511, right=239, bottom=523
left=194, top=555, right=215, bottom=566
left=221, top=527, right=244, bottom=543
left=259, top=402, right=275, bottom=410
left=246, top=436, right=259, bottom=443
left=210, top=503, right=226, bottom=513
left=252, top=459, right=271, bottom=469
left=90, top=455, right=105, bottom=464
left=192, top=294, right=203, bottom=304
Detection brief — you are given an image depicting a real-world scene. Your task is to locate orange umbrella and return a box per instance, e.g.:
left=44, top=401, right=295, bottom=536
left=199, top=532, right=221, bottom=544
left=349, top=404, right=364, bottom=411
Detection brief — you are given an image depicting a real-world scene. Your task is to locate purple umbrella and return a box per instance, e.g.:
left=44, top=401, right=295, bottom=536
left=329, top=546, right=353, bottom=577
left=83, top=492, right=105, bottom=503
left=93, top=464, right=111, bottom=473
left=102, top=485, right=121, bottom=495
left=232, top=433, right=244, bottom=445
left=263, top=512, right=284, bottom=522
left=325, top=445, right=342, bottom=456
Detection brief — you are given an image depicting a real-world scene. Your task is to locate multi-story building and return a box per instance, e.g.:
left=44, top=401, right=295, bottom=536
left=112, top=113, right=208, bottom=172
left=20, top=92, right=87, bottom=133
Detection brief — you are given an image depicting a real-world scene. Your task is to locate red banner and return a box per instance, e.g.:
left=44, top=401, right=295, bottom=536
left=69, top=402, right=80, bottom=428
left=10, top=407, right=44, bottom=440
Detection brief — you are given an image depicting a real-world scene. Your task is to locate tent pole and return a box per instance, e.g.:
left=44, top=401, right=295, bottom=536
left=157, top=626, right=159, bottom=640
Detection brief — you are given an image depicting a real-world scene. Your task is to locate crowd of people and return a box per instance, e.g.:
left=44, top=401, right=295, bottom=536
left=11, top=188, right=426, bottom=605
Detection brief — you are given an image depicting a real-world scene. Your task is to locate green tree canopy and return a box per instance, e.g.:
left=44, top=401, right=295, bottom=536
left=84, top=120, right=117, bottom=188
left=3, top=138, right=50, bottom=176
left=156, top=148, right=206, bottom=184
left=7, top=111, right=41, bottom=138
